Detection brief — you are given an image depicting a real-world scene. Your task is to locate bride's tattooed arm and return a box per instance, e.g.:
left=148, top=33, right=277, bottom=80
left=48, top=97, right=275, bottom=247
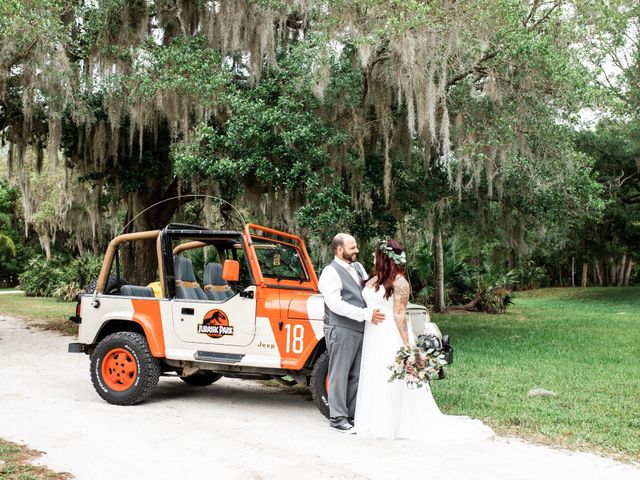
left=392, top=276, right=411, bottom=345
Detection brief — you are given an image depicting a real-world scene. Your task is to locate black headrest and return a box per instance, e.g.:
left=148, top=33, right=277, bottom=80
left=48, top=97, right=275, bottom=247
left=121, top=285, right=155, bottom=298
left=204, top=262, right=227, bottom=286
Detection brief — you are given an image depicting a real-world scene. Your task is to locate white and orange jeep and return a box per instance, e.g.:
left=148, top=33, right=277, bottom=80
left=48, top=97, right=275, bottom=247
left=69, top=223, right=451, bottom=417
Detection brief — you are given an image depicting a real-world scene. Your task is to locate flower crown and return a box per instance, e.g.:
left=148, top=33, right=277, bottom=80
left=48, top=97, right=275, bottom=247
left=379, top=239, right=407, bottom=266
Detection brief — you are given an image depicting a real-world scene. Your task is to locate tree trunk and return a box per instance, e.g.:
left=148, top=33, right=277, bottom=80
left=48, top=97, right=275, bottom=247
left=624, top=260, right=634, bottom=286
left=581, top=262, right=588, bottom=288
left=75, top=235, right=85, bottom=257
left=571, top=257, right=575, bottom=287
left=433, top=227, right=446, bottom=313
left=92, top=235, right=101, bottom=256
left=458, top=294, right=481, bottom=311
left=610, top=258, right=616, bottom=287
left=121, top=188, right=184, bottom=286
left=558, top=264, right=562, bottom=287
left=618, top=254, right=627, bottom=286
left=508, top=248, right=516, bottom=271
left=39, top=233, right=52, bottom=260
left=594, top=261, right=602, bottom=286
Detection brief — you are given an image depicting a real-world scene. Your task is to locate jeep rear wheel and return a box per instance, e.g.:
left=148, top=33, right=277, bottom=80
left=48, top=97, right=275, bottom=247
left=90, top=332, right=160, bottom=405
left=310, top=350, right=330, bottom=419
left=180, top=372, right=222, bottom=386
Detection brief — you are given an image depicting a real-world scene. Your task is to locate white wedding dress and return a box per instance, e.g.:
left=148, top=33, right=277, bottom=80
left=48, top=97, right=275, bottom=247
left=354, top=285, right=494, bottom=441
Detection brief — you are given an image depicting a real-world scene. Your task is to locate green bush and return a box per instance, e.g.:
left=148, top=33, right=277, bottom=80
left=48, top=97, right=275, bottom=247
left=18, top=256, right=58, bottom=297
left=452, top=261, right=516, bottom=313
left=19, top=253, right=104, bottom=300
left=410, top=239, right=516, bottom=314
left=512, top=260, right=550, bottom=290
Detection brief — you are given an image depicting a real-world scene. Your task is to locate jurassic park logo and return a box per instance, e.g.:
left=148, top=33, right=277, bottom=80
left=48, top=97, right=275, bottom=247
left=197, top=309, right=234, bottom=338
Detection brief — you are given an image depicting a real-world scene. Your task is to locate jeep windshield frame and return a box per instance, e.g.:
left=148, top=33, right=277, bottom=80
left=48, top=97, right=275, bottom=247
left=242, top=224, right=318, bottom=291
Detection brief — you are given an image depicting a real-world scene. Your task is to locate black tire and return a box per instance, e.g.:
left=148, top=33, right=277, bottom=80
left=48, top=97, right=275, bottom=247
left=84, top=276, right=128, bottom=295
left=180, top=372, right=222, bottom=386
left=310, top=350, right=330, bottom=419
left=90, top=331, right=160, bottom=405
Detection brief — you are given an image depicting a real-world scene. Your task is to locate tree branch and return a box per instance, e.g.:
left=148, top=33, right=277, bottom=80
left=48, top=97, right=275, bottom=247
left=362, top=43, right=390, bottom=102
left=527, top=1, right=561, bottom=32
left=4, top=38, right=38, bottom=71
left=523, top=0, right=542, bottom=28
left=447, top=50, right=498, bottom=88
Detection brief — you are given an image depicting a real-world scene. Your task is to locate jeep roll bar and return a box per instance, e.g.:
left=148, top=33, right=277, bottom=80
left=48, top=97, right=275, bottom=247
left=95, top=230, right=162, bottom=296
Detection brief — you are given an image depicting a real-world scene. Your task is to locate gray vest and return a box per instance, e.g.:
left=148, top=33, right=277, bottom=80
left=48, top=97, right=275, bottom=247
left=323, top=260, right=367, bottom=333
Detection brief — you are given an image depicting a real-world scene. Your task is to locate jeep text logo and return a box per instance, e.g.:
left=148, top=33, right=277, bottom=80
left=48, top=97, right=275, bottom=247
left=197, top=310, right=234, bottom=338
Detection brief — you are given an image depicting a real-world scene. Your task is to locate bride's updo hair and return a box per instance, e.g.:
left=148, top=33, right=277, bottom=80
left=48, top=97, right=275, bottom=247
left=368, top=239, right=407, bottom=299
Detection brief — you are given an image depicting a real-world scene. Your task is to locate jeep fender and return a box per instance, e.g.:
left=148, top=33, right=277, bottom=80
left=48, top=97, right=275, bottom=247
left=130, top=299, right=165, bottom=357
left=92, top=300, right=165, bottom=358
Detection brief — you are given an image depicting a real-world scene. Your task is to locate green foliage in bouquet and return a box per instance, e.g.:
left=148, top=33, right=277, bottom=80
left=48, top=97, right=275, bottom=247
left=388, top=336, right=448, bottom=388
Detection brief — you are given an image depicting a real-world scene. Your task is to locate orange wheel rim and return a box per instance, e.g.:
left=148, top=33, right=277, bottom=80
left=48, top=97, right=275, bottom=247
left=325, top=375, right=328, bottom=393
left=101, top=348, right=137, bottom=391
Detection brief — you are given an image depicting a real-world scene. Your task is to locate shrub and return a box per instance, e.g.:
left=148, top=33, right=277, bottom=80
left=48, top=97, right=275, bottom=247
left=473, top=268, right=516, bottom=314
left=19, top=256, right=61, bottom=297
left=513, top=260, right=550, bottom=290
left=19, top=253, right=104, bottom=300
left=410, top=238, right=517, bottom=313
left=457, top=262, right=516, bottom=314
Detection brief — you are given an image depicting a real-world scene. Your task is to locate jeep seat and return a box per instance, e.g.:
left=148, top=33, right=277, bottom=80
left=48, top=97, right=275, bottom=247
left=173, top=256, right=208, bottom=300
left=120, top=285, right=155, bottom=298
left=203, top=262, right=234, bottom=301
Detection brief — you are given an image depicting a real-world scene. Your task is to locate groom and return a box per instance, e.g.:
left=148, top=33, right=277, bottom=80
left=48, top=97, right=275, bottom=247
left=318, top=233, right=385, bottom=433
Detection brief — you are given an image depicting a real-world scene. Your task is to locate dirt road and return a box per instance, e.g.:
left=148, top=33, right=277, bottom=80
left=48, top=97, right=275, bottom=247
left=1, top=315, right=638, bottom=480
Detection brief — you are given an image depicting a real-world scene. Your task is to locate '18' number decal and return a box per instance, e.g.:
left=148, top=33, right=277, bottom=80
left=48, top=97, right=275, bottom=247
left=284, top=324, right=304, bottom=353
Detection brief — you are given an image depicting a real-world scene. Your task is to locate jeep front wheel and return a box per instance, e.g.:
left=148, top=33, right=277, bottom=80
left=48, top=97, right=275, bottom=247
left=90, top=332, right=160, bottom=405
left=310, top=350, right=330, bottom=419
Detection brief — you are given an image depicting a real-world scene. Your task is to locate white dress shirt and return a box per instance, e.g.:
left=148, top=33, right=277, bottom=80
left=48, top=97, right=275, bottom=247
left=318, top=256, right=374, bottom=322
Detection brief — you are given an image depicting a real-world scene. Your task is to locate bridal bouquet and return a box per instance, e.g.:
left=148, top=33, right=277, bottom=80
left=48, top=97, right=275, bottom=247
left=388, top=334, right=448, bottom=388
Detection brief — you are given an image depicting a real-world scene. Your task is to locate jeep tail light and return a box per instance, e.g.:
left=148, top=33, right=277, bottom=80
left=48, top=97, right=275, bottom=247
left=69, top=301, right=82, bottom=324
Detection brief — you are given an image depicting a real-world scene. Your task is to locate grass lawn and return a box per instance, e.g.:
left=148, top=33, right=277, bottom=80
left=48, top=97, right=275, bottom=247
left=430, top=287, right=640, bottom=462
left=0, top=291, right=76, bottom=335
left=1, top=287, right=638, bottom=461
left=0, top=439, right=70, bottom=479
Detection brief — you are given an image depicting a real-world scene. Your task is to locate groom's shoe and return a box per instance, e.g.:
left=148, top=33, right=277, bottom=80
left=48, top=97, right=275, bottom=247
left=330, top=422, right=357, bottom=434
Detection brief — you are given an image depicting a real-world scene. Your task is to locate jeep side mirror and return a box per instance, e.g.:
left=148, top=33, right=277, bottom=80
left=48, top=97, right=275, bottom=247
left=223, top=259, right=240, bottom=282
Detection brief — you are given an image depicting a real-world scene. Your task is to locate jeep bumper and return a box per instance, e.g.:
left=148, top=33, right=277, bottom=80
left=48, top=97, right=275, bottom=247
left=443, top=345, right=453, bottom=365
left=442, top=335, right=453, bottom=365
left=68, top=343, right=86, bottom=353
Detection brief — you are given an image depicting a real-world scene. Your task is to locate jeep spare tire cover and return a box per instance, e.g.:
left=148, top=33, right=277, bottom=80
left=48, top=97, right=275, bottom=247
left=84, top=276, right=128, bottom=295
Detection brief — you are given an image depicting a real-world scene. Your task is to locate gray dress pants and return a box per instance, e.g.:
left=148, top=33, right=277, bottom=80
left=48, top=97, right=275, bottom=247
left=324, top=324, right=363, bottom=426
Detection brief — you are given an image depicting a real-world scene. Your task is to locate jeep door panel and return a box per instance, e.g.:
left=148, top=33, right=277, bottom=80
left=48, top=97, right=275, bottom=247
left=171, top=288, right=257, bottom=347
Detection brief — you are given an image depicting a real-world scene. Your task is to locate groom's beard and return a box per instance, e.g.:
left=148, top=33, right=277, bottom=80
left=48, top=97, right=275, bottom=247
left=341, top=252, right=357, bottom=263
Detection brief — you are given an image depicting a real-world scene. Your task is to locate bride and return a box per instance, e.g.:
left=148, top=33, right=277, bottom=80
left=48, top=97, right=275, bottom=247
left=354, top=239, right=494, bottom=441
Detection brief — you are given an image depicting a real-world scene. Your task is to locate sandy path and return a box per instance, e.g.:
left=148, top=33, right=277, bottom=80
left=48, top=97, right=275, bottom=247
left=0, top=315, right=638, bottom=480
